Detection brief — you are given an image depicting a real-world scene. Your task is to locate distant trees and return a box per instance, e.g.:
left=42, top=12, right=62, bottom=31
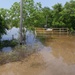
left=0, top=0, right=75, bottom=32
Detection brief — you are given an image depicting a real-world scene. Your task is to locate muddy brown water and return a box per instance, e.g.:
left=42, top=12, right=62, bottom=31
left=0, top=35, right=75, bottom=75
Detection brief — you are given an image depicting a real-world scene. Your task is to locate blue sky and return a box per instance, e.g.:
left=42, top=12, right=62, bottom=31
left=0, top=0, right=70, bottom=9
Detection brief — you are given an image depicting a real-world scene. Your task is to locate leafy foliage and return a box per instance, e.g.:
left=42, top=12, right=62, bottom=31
left=0, top=0, right=75, bottom=31
left=0, top=15, right=8, bottom=39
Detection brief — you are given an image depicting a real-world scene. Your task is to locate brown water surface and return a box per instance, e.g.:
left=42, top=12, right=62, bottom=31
left=0, top=35, right=75, bottom=75
left=45, top=35, right=75, bottom=65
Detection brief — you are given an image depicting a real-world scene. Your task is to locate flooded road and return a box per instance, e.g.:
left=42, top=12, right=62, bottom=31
left=0, top=35, right=75, bottom=75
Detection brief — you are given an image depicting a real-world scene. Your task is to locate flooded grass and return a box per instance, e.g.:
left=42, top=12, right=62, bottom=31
left=0, top=45, right=37, bottom=65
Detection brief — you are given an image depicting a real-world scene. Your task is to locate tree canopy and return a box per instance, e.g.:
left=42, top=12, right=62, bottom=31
left=0, top=15, right=8, bottom=39
left=0, top=0, right=75, bottom=33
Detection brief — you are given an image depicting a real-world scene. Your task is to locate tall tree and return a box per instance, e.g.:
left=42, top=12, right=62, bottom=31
left=52, top=3, right=64, bottom=28
left=9, top=2, right=20, bottom=27
left=0, top=8, right=9, bottom=27
left=42, top=7, right=53, bottom=28
left=64, top=0, right=75, bottom=29
left=0, top=15, right=8, bottom=39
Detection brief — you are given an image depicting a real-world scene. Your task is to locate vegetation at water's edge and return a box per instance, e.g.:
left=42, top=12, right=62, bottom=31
left=0, top=39, right=18, bottom=51
left=0, top=45, right=37, bottom=65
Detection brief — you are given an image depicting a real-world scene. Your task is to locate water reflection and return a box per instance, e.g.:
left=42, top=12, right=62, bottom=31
left=1, top=27, right=19, bottom=41
left=1, top=28, right=45, bottom=52
left=25, top=30, right=44, bottom=51
left=26, top=31, right=36, bottom=45
left=2, top=47, right=12, bottom=52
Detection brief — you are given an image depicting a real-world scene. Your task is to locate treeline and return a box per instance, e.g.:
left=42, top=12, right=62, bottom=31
left=0, top=0, right=75, bottom=33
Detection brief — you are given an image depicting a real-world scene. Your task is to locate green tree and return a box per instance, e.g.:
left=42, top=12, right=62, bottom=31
left=0, top=8, right=9, bottom=27
left=52, top=3, right=64, bottom=28
left=9, top=2, right=20, bottom=27
left=64, top=0, right=75, bottom=29
left=9, top=0, right=39, bottom=28
left=42, top=7, right=53, bottom=28
left=22, top=0, right=43, bottom=28
left=0, top=15, right=8, bottom=39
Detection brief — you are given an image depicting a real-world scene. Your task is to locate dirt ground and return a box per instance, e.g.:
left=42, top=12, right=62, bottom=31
left=0, top=35, right=75, bottom=75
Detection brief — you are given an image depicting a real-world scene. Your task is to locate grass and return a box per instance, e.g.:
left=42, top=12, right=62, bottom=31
left=0, top=45, right=37, bottom=65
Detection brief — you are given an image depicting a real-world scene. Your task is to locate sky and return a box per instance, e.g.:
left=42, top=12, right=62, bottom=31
left=0, top=0, right=70, bottom=9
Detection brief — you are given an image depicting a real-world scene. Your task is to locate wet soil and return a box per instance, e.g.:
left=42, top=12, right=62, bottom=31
left=0, top=35, right=75, bottom=75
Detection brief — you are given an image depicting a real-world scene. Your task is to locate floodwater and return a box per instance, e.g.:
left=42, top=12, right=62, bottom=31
left=1, top=27, right=19, bottom=52
left=45, top=35, right=75, bottom=65
left=39, top=35, right=75, bottom=75
left=1, top=28, right=37, bottom=52
left=1, top=27, right=19, bottom=41
left=0, top=32, right=75, bottom=75
left=2, top=47, right=12, bottom=52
